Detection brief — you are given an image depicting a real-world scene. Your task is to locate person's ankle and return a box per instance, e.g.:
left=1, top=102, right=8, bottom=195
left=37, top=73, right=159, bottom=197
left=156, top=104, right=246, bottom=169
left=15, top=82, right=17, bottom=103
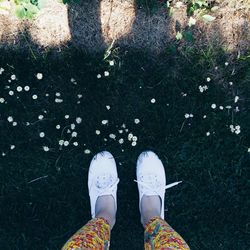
left=95, top=195, right=116, bottom=229
left=140, top=195, right=161, bottom=227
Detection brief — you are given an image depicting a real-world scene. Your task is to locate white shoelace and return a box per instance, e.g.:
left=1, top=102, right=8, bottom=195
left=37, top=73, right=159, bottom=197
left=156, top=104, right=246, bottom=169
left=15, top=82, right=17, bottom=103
left=134, top=179, right=182, bottom=194
left=96, top=178, right=120, bottom=196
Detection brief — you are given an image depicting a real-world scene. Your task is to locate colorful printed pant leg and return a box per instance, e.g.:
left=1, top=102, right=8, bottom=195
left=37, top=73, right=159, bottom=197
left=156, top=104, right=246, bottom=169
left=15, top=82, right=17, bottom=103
left=144, top=216, right=190, bottom=250
left=62, top=217, right=110, bottom=250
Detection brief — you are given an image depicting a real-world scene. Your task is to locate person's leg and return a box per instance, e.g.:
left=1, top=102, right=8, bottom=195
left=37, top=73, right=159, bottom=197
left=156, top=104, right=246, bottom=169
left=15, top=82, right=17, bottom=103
left=62, top=151, right=119, bottom=250
left=135, top=151, right=190, bottom=250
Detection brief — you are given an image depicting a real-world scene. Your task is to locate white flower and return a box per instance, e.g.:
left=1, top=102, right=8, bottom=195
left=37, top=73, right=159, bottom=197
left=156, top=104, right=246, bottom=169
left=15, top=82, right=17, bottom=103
left=125, top=129, right=129, bottom=132
left=72, top=131, right=77, bottom=137
left=67, top=129, right=71, bottom=134
left=45, top=93, right=49, bottom=97
left=235, top=125, right=240, bottom=130
left=199, top=86, right=204, bottom=93
left=229, top=82, right=233, bottom=86
left=203, top=115, right=207, bottom=119
left=97, top=74, right=102, bottom=79
left=134, top=118, right=140, bottom=124
left=132, top=136, right=138, bottom=142
left=104, top=138, right=107, bottom=142
left=206, top=132, right=210, bottom=136
left=56, top=125, right=61, bottom=129
left=118, top=129, right=123, bottom=134
left=95, top=130, right=101, bottom=135
left=109, top=134, right=116, bottom=139
left=26, top=122, right=30, bottom=126
left=7, top=116, right=13, bottom=122
left=131, top=141, right=137, bottom=146
left=119, top=138, right=124, bottom=144
left=64, top=141, right=69, bottom=146
left=71, top=78, right=76, bottom=83
left=73, top=142, right=78, bottom=146
left=225, top=62, right=229, bottom=66
left=106, top=105, right=111, bottom=110
left=206, top=77, right=211, bottom=82
left=248, top=148, right=250, bottom=153
left=59, top=140, right=64, bottom=146
left=56, top=92, right=61, bottom=97
left=76, top=117, right=82, bottom=124
left=189, top=114, right=194, bottom=118
left=39, top=132, right=45, bottom=138
left=43, top=146, right=49, bottom=152
left=32, top=94, right=38, bottom=100
left=55, top=98, right=63, bottom=103
left=128, top=133, right=133, bottom=141
left=10, top=145, right=15, bottom=150
left=0, top=98, right=5, bottom=103
left=109, top=60, right=115, bottom=66
left=77, top=94, right=83, bottom=99
left=65, top=115, right=69, bottom=119
left=24, top=86, right=30, bottom=91
left=121, top=123, right=126, bottom=128
left=203, top=85, right=208, bottom=90
left=36, top=73, right=43, bottom=80
left=211, top=104, right=216, bottom=109
left=151, top=98, right=156, bottom=103
left=84, top=149, right=91, bottom=154
left=235, top=106, right=240, bottom=112
left=0, top=67, right=4, bottom=74
left=2, top=152, right=6, bottom=156
left=188, top=17, right=196, bottom=27
left=235, top=129, right=241, bottom=135
left=225, top=105, right=232, bottom=109
left=9, top=90, right=14, bottom=96
left=219, top=106, right=224, bottom=110
left=184, top=114, right=190, bottom=119
left=38, top=115, right=44, bottom=120
left=234, top=96, right=239, bottom=103
left=215, top=66, right=218, bottom=70
left=16, top=86, right=22, bottom=92
left=101, top=120, right=108, bottom=125
left=11, top=74, right=16, bottom=80
left=12, top=122, right=17, bottom=126
left=70, top=124, right=76, bottom=130
left=104, top=71, right=109, bottom=77
left=175, top=1, right=183, bottom=8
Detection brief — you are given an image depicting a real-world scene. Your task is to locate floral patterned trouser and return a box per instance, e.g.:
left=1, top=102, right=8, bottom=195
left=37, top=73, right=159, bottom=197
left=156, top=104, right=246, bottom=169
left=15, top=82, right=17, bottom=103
left=62, top=216, right=190, bottom=250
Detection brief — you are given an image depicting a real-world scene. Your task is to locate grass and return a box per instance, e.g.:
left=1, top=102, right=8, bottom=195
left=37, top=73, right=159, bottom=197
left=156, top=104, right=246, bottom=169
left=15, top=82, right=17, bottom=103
left=0, top=45, right=249, bottom=249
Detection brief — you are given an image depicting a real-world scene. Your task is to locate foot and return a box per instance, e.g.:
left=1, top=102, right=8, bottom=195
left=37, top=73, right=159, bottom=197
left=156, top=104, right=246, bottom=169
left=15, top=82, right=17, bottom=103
left=88, top=151, right=119, bottom=229
left=135, top=151, right=166, bottom=226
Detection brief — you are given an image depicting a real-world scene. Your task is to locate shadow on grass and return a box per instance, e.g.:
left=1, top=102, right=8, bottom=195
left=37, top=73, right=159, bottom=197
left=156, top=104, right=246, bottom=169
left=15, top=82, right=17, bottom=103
left=0, top=1, right=250, bottom=250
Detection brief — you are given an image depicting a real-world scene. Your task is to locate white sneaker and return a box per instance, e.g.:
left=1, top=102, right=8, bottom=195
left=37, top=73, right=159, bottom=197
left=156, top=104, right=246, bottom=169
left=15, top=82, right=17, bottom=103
left=135, top=151, right=182, bottom=220
left=88, top=151, right=119, bottom=218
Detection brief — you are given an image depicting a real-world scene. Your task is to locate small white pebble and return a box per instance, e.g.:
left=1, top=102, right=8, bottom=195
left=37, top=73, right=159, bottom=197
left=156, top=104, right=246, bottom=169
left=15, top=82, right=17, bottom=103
left=10, top=145, right=15, bottom=150
left=97, top=74, right=101, bottom=79
left=229, top=82, right=233, bottom=86
left=219, top=106, right=224, bottom=110
left=56, top=125, right=61, bottom=129
left=234, top=96, right=239, bottom=103
left=45, top=93, right=49, bottom=97
left=118, top=129, right=123, bottom=134
left=206, top=132, right=210, bottom=136
left=211, top=104, right=216, bottom=109
left=36, top=73, right=43, bottom=80
left=189, top=114, right=194, bottom=118
left=106, top=105, right=111, bottom=110
left=65, top=115, right=70, bottom=119
left=64, top=141, right=69, bottom=146
left=131, top=141, right=137, bottom=146
left=0, top=97, right=5, bottom=103
left=95, top=130, right=101, bottom=135
left=151, top=98, right=156, bottom=103
left=2, top=152, right=6, bottom=156
left=55, top=92, right=61, bottom=97
left=225, top=62, right=229, bottom=66
left=121, top=123, right=126, bottom=128
left=77, top=94, right=83, bottom=99
left=24, top=86, right=30, bottom=91
left=38, top=115, right=44, bottom=120
left=119, top=138, right=124, bottom=144
left=16, top=86, right=22, bottom=92
left=12, top=122, right=17, bottom=126
left=70, top=124, right=76, bottom=130
left=76, top=117, right=82, bottom=124
left=26, top=122, right=30, bottom=126
left=67, top=129, right=71, bottom=134
left=32, top=94, right=38, bottom=100
left=9, top=90, right=14, bottom=96
left=84, top=149, right=91, bottom=154
left=184, top=114, right=190, bottom=119
left=43, top=146, right=49, bottom=152
left=104, top=71, right=109, bottom=77
left=55, top=98, right=63, bottom=103
left=73, top=142, right=78, bottom=146
left=7, top=116, right=13, bottom=122
left=39, top=132, right=45, bottom=138
left=72, top=131, right=77, bottom=137
left=203, top=115, right=207, bottom=118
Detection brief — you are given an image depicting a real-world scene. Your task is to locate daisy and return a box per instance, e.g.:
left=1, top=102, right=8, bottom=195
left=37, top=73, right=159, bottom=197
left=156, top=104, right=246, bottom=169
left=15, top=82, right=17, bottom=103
left=36, top=73, right=43, bottom=80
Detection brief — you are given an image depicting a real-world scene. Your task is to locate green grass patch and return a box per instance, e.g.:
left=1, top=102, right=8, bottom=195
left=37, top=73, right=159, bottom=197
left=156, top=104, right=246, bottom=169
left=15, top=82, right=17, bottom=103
left=0, top=47, right=249, bottom=249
